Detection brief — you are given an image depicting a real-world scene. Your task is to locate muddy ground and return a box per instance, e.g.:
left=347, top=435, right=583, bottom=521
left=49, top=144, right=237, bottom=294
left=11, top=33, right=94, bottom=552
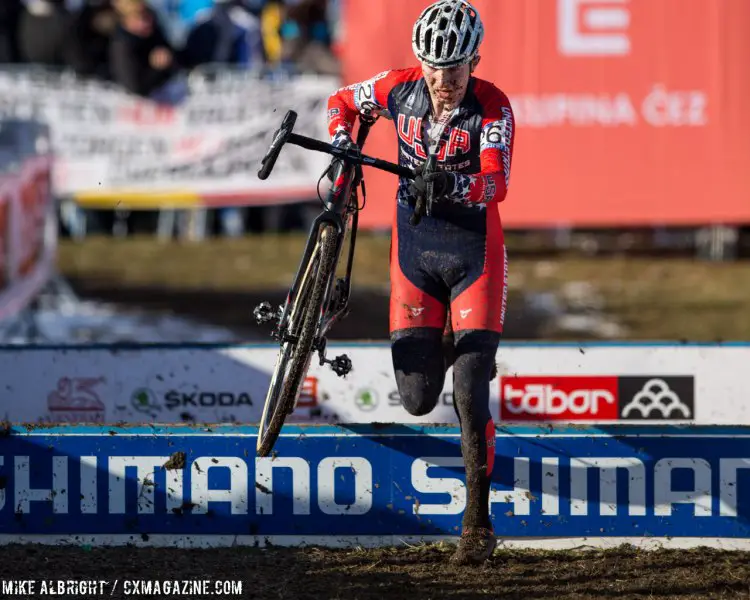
left=2, top=544, right=750, bottom=599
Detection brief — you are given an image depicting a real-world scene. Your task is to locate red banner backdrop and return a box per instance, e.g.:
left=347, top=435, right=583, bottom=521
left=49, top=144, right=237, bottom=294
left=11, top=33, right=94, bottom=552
left=341, top=0, right=750, bottom=229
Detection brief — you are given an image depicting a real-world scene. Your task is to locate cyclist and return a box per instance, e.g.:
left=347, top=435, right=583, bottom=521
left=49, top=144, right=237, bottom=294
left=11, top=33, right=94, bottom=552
left=327, top=0, right=514, bottom=565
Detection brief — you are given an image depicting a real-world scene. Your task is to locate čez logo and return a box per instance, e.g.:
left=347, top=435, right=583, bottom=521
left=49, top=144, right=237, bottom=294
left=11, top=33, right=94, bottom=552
left=558, top=0, right=631, bottom=57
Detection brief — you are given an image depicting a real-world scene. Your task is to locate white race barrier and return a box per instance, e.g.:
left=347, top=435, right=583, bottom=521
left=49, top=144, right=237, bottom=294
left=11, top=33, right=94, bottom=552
left=0, top=342, right=744, bottom=425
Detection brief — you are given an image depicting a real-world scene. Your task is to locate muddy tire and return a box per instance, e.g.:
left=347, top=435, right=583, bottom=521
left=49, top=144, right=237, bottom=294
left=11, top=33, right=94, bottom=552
left=256, top=224, right=339, bottom=457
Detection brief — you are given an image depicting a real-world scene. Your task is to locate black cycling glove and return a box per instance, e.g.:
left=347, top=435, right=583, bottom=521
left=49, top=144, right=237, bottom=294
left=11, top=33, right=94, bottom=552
left=332, top=131, right=358, bottom=152
left=408, top=164, right=455, bottom=201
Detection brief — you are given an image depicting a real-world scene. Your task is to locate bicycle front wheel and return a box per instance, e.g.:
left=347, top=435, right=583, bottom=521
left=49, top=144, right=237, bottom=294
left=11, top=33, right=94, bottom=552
left=256, top=223, right=339, bottom=457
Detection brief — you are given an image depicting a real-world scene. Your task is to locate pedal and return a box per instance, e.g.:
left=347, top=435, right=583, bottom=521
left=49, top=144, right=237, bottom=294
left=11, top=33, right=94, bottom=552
left=253, top=302, right=274, bottom=325
left=253, top=302, right=282, bottom=326
left=321, top=353, right=352, bottom=378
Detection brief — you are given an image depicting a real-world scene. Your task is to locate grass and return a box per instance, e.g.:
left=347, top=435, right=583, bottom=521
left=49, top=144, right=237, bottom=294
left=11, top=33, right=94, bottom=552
left=57, top=234, right=750, bottom=341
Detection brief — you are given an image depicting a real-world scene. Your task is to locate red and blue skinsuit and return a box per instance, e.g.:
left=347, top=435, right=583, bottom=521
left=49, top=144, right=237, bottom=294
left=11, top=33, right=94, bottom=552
left=328, top=65, right=516, bottom=531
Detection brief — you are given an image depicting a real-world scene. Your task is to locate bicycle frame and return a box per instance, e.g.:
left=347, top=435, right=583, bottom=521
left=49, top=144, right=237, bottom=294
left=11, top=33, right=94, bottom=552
left=256, top=108, right=426, bottom=374
left=275, top=116, right=375, bottom=352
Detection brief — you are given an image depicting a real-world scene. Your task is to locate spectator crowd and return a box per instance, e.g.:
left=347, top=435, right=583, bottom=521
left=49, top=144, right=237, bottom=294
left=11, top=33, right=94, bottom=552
left=0, top=0, right=341, bottom=100
left=0, top=0, right=343, bottom=239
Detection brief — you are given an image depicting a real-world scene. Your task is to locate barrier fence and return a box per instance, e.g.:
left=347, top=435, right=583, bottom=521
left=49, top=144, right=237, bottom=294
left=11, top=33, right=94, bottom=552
left=2, top=342, right=748, bottom=550
left=1, top=423, right=749, bottom=549
left=0, top=68, right=336, bottom=210
left=0, top=342, right=746, bottom=426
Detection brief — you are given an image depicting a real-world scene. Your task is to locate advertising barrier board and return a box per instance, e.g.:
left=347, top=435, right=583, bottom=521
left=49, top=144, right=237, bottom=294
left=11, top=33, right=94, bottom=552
left=342, top=0, right=750, bottom=229
left=0, top=151, right=55, bottom=323
left=0, top=343, right=746, bottom=426
left=1, top=424, right=749, bottom=549
left=0, top=68, right=336, bottom=206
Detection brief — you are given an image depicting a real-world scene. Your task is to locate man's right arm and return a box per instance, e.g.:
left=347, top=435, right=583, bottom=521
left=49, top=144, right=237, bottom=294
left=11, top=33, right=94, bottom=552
left=327, top=67, right=420, bottom=142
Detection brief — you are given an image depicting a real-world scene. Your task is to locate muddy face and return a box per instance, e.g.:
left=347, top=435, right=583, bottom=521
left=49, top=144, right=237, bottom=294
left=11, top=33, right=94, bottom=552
left=421, top=60, right=476, bottom=111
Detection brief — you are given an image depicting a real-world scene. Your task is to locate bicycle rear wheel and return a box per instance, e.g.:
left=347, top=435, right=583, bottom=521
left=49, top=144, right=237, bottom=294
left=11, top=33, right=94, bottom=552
left=256, top=223, right=339, bottom=457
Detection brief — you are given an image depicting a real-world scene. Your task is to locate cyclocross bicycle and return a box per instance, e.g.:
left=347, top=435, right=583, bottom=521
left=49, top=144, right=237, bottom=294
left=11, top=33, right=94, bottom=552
left=253, top=109, right=437, bottom=457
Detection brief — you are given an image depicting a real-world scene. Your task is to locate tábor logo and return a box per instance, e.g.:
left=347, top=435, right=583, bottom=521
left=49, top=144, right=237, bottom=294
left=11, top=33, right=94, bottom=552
left=618, top=377, right=694, bottom=420
left=500, top=376, right=619, bottom=421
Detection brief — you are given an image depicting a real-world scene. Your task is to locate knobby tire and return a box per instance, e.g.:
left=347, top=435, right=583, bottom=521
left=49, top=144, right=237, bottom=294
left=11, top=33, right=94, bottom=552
left=256, top=223, right=339, bottom=457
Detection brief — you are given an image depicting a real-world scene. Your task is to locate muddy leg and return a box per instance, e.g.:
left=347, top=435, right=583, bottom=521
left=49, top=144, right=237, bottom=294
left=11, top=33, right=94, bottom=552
left=391, top=328, right=445, bottom=416
left=449, top=330, right=501, bottom=564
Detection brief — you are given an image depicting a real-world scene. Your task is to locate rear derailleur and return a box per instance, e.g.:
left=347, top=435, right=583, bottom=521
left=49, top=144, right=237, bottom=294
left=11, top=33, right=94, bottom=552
left=254, top=301, right=352, bottom=377
left=314, top=337, right=352, bottom=378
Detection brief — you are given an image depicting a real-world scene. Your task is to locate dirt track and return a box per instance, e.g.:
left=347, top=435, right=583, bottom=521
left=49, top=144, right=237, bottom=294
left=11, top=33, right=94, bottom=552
left=3, top=544, right=750, bottom=599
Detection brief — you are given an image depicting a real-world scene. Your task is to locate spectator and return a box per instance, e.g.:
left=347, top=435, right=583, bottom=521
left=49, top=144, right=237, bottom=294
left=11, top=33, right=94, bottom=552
left=110, top=0, right=178, bottom=97
left=284, top=0, right=329, bottom=44
left=279, top=0, right=338, bottom=75
left=181, top=0, right=264, bottom=70
left=17, top=0, right=76, bottom=66
left=0, top=0, right=23, bottom=63
left=67, top=0, right=118, bottom=80
left=179, top=0, right=214, bottom=24
left=259, top=0, right=283, bottom=64
left=180, top=0, right=267, bottom=25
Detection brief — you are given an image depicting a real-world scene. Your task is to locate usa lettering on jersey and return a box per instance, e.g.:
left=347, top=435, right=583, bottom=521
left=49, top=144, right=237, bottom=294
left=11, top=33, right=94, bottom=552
left=397, top=115, right=471, bottom=160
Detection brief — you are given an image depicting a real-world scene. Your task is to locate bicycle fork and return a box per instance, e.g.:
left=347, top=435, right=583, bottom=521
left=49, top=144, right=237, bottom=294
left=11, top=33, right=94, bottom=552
left=253, top=212, right=355, bottom=378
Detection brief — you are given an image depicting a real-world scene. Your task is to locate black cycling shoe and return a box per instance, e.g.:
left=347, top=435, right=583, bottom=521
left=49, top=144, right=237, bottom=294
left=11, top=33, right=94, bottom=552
left=450, top=527, right=497, bottom=565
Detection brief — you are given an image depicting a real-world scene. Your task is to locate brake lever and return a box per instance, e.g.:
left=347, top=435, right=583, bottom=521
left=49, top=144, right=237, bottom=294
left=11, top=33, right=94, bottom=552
left=424, top=154, right=437, bottom=218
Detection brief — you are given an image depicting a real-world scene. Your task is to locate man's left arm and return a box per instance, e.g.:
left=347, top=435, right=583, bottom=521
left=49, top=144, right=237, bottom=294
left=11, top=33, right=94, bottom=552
left=451, top=94, right=515, bottom=207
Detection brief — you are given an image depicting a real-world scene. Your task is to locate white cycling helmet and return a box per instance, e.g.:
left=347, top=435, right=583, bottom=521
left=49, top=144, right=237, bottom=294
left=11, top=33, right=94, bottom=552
left=412, top=0, right=484, bottom=69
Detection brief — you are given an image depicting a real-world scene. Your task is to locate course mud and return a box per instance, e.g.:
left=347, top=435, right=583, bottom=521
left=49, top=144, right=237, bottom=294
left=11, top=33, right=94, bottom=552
left=2, top=543, right=749, bottom=599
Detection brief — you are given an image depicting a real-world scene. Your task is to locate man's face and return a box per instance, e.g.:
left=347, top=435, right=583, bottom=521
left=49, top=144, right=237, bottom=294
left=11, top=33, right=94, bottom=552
left=421, top=60, right=477, bottom=110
